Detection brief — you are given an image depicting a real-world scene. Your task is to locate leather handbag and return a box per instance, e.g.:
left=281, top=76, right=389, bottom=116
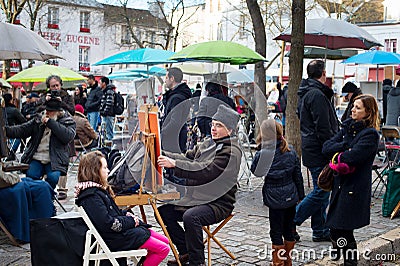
left=318, top=164, right=335, bottom=192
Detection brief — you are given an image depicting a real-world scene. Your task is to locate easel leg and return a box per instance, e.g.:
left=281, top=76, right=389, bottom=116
left=139, top=205, right=147, bottom=224
left=150, top=199, right=181, bottom=266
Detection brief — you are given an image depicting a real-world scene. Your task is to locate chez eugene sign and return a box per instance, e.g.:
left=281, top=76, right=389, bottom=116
left=40, top=31, right=100, bottom=46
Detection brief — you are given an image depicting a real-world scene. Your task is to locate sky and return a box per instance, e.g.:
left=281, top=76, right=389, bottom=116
left=97, top=0, right=150, bottom=10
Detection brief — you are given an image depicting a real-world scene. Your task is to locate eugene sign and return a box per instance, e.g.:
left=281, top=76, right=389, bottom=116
left=40, top=32, right=100, bottom=46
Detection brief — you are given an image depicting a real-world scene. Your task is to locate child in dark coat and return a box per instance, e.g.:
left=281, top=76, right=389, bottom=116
left=75, top=151, right=170, bottom=266
left=251, top=120, right=305, bottom=266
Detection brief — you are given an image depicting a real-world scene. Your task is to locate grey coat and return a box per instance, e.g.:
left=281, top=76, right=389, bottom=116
left=386, top=87, right=400, bottom=126
left=6, top=112, right=76, bottom=175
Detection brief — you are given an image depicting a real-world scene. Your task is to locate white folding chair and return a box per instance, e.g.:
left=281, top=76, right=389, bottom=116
left=77, top=206, right=147, bottom=266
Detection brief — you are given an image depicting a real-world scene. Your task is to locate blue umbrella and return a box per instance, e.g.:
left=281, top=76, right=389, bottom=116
left=342, top=50, right=400, bottom=96
left=342, top=50, right=400, bottom=65
left=108, top=67, right=167, bottom=81
left=93, top=48, right=176, bottom=66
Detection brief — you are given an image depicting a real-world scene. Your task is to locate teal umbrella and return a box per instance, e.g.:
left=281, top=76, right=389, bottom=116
left=170, top=41, right=266, bottom=65
left=342, top=50, right=400, bottom=97
left=92, top=48, right=176, bottom=66
left=108, top=66, right=166, bottom=80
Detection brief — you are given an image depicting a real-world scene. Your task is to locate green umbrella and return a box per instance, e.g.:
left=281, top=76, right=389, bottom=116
left=285, top=47, right=359, bottom=60
left=170, top=41, right=266, bottom=65
left=7, top=65, right=86, bottom=83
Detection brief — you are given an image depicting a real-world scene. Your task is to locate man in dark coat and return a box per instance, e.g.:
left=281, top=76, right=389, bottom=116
left=99, top=77, right=116, bottom=141
left=382, top=78, right=394, bottom=124
left=3, top=93, right=26, bottom=159
left=85, top=74, right=103, bottom=132
left=5, top=98, right=76, bottom=190
left=386, top=82, right=400, bottom=126
left=197, top=82, right=236, bottom=137
left=161, top=67, right=192, bottom=153
left=158, top=105, right=241, bottom=266
left=294, top=59, right=339, bottom=242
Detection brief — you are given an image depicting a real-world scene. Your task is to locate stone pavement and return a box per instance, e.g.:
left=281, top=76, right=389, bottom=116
left=1, top=160, right=400, bottom=266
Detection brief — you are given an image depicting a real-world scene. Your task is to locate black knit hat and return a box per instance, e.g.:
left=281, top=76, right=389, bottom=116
left=342, top=82, right=358, bottom=93
left=2, top=93, right=12, bottom=103
left=212, top=105, right=239, bottom=131
left=45, top=98, right=63, bottom=111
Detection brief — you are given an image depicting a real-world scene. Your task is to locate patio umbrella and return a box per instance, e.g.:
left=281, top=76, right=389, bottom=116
left=342, top=50, right=400, bottom=96
left=169, top=41, right=266, bottom=65
left=285, top=47, right=359, bottom=60
left=274, top=17, right=382, bottom=50
left=7, top=65, right=86, bottom=83
left=227, top=69, right=254, bottom=84
left=92, top=48, right=176, bottom=66
left=0, top=22, right=63, bottom=61
left=173, top=63, right=211, bottom=75
left=0, top=78, right=12, bottom=88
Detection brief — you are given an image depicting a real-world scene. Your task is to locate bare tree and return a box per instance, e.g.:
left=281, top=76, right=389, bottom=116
left=25, top=0, right=46, bottom=68
left=317, top=0, right=384, bottom=23
left=286, top=0, right=305, bottom=155
left=246, top=0, right=268, bottom=135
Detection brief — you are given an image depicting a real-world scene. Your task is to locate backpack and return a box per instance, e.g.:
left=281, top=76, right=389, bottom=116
left=114, top=92, right=124, bottom=115
left=107, top=140, right=151, bottom=195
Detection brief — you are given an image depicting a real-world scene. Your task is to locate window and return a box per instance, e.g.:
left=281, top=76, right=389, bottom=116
left=121, top=25, right=131, bottom=44
left=239, top=14, right=246, bottom=39
left=47, top=42, right=59, bottom=66
left=48, top=7, right=59, bottom=29
left=79, top=46, right=90, bottom=72
left=385, top=39, right=397, bottom=53
left=80, top=12, right=90, bottom=32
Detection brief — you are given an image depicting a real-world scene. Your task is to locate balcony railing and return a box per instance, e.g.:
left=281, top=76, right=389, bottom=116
left=79, top=62, right=90, bottom=72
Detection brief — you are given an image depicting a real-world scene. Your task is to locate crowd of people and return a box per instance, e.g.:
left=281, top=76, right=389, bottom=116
left=0, top=62, right=390, bottom=265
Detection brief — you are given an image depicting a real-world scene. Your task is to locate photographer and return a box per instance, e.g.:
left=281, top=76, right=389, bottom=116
left=39, top=75, right=75, bottom=116
left=5, top=98, right=76, bottom=190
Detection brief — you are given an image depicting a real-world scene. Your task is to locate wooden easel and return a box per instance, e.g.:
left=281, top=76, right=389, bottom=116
left=114, top=104, right=182, bottom=266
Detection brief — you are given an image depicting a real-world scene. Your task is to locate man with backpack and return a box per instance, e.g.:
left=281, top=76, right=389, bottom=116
left=85, top=74, right=103, bottom=132
left=99, top=77, right=116, bottom=142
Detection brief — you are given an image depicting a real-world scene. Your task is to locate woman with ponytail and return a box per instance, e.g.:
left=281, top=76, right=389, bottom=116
left=251, top=120, right=305, bottom=266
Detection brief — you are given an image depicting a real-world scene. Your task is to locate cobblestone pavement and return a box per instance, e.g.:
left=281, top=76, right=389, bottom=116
left=1, top=155, right=400, bottom=266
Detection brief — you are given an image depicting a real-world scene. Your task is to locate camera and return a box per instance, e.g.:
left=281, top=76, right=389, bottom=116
left=35, top=110, right=46, bottom=124
left=50, top=90, right=61, bottom=98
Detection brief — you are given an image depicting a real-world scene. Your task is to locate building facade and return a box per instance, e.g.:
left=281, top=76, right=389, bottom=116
left=1, top=0, right=170, bottom=76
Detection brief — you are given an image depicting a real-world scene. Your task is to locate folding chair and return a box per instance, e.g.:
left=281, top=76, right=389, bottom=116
left=68, top=137, right=88, bottom=173
left=0, top=216, right=19, bottom=246
left=78, top=206, right=147, bottom=266
left=202, top=213, right=236, bottom=265
left=372, top=133, right=389, bottom=198
left=382, top=126, right=400, bottom=168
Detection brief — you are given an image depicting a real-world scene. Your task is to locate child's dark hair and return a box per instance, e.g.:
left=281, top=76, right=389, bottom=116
left=256, top=119, right=290, bottom=153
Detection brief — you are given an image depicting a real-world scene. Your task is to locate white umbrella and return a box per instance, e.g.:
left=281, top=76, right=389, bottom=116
left=0, top=22, right=63, bottom=61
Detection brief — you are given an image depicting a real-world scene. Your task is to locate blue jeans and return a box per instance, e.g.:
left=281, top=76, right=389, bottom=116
left=87, top=112, right=100, bottom=132
left=26, top=160, right=61, bottom=190
left=294, top=166, right=330, bottom=238
left=102, top=116, right=114, bottom=141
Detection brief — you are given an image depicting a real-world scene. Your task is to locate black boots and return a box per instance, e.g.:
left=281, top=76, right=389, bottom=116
left=343, top=242, right=358, bottom=266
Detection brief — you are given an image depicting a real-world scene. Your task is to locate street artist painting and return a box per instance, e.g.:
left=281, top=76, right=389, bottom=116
left=157, top=104, right=242, bottom=266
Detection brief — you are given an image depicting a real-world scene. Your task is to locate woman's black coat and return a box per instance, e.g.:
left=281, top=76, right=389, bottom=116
left=322, top=119, right=379, bottom=230
left=76, top=187, right=150, bottom=251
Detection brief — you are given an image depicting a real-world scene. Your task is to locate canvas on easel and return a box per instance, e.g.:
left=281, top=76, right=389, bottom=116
left=137, top=104, right=162, bottom=191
